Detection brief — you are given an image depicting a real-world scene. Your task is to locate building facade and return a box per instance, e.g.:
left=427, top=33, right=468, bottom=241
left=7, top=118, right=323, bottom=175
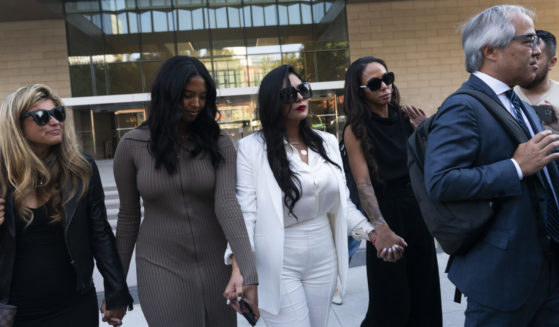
left=1, top=0, right=558, bottom=159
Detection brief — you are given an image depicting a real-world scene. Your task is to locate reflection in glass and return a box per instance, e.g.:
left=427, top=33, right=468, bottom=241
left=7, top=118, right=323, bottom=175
left=247, top=53, right=282, bottom=86
left=282, top=51, right=315, bottom=82
left=212, top=56, right=248, bottom=88
left=64, top=0, right=350, bottom=96
left=65, top=0, right=100, bottom=14
left=142, top=61, right=165, bottom=91
left=218, top=94, right=259, bottom=145
left=106, top=62, right=142, bottom=94
left=316, top=49, right=348, bottom=81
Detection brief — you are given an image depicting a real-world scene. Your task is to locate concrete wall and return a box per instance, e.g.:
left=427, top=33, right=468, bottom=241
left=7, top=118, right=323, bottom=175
left=347, top=0, right=559, bottom=114
left=0, top=19, right=71, bottom=99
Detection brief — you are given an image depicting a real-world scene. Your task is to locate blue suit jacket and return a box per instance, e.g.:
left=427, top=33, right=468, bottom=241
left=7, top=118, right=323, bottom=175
left=424, top=74, right=559, bottom=311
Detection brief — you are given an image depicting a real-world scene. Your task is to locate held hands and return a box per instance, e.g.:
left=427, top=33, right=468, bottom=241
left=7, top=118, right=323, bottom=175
left=100, top=300, right=127, bottom=326
left=0, top=197, right=5, bottom=225
left=513, top=130, right=559, bottom=177
left=223, top=257, right=260, bottom=323
left=371, top=223, right=407, bottom=263
left=402, top=105, right=427, bottom=128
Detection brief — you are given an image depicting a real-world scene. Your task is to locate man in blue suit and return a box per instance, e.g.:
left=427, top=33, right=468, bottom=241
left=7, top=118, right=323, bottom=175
left=424, top=5, right=559, bottom=326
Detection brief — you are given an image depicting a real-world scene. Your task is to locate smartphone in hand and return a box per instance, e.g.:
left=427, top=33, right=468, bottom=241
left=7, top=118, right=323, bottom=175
left=533, top=105, right=555, bottom=123
left=239, top=299, right=257, bottom=326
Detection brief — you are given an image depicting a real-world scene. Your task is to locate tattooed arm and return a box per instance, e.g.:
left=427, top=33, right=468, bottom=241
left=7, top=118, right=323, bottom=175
left=344, top=126, right=407, bottom=262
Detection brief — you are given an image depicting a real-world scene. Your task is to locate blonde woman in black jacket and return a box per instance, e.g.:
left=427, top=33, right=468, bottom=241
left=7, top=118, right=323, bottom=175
left=0, top=84, right=133, bottom=327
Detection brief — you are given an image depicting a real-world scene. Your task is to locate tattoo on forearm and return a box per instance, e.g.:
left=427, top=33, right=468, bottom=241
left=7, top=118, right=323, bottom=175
left=356, top=182, right=385, bottom=227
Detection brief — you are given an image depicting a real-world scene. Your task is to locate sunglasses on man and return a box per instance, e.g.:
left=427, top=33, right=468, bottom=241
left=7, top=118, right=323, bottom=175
left=279, top=82, right=312, bottom=104
left=21, top=106, right=66, bottom=126
left=360, top=72, right=395, bottom=92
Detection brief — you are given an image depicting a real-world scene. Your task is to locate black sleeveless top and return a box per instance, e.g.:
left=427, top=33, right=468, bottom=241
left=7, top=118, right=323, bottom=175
left=366, top=106, right=414, bottom=190
left=9, top=206, right=79, bottom=320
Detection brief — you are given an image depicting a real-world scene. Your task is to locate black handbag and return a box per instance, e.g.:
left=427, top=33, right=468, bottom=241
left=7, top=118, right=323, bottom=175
left=0, top=302, right=16, bottom=327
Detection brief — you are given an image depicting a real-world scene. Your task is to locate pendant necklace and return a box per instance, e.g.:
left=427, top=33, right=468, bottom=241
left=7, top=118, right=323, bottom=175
left=289, top=141, right=308, bottom=156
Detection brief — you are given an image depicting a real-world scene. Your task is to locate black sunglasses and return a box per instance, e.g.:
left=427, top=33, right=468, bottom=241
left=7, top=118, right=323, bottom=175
left=21, top=106, right=66, bottom=126
left=360, top=72, right=395, bottom=91
left=279, top=82, right=312, bottom=104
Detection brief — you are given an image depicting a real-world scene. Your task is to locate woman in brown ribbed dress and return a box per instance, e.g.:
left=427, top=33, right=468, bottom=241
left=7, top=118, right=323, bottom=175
left=113, top=56, right=259, bottom=327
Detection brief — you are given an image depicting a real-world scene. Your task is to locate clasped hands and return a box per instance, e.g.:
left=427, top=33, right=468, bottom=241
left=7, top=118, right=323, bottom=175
left=100, top=300, right=127, bottom=326
left=223, top=256, right=260, bottom=323
left=371, top=224, right=407, bottom=263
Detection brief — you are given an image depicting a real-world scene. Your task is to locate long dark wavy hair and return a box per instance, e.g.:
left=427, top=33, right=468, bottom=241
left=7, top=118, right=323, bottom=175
left=343, top=56, right=401, bottom=181
left=145, top=56, right=222, bottom=174
left=258, top=65, right=339, bottom=218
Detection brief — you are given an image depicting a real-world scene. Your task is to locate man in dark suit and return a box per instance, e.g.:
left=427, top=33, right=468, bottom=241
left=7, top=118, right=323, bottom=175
left=424, top=4, right=559, bottom=326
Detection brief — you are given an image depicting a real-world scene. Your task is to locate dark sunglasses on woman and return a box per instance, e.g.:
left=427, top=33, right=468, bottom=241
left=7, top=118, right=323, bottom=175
left=279, top=82, right=312, bottom=104
left=21, top=106, right=66, bottom=126
left=360, top=72, right=395, bottom=92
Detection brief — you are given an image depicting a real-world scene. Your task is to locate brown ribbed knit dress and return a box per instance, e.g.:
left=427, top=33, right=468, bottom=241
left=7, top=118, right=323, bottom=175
left=113, top=126, right=257, bottom=327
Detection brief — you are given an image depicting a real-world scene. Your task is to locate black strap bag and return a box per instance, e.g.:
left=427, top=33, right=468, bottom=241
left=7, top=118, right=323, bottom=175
left=407, top=89, right=529, bottom=256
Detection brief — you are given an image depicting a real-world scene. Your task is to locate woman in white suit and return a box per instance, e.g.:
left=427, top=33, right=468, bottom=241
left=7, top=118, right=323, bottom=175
left=232, top=65, right=387, bottom=326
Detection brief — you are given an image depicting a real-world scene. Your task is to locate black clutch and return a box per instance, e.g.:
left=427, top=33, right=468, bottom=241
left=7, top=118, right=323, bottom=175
left=0, top=303, right=16, bottom=327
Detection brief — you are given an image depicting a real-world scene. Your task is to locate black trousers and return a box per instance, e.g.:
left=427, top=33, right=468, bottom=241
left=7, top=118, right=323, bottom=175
left=361, top=183, right=442, bottom=327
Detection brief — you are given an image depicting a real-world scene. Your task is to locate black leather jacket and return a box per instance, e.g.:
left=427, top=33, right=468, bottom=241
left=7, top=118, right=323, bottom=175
left=0, top=156, right=133, bottom=310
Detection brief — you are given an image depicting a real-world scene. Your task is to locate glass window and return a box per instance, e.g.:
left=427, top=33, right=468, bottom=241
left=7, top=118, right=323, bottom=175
left=69, top=60, right=93, bottom=97
left=243, top=5, right=252, bottom=27
left=142, top=61, right=166, bottom=91
left=251, top=5, right=265, bottom=27
left=212, top=56, right=249, bottom=88
left=93, top=59, right=109, bottom=95
left=287, top=3, right=301, bottom=25
left=209, top=0, right=245, bottom=56
left=177, top=26, right=211, bottom=57
left=314, top=5, right=348, bottom=50
left=312, top=1, right=325, bottom=23
left=106, top=62, right=142, bottom=94
left=140, top=11, right=152, bottom=33
left=128, top=12, right=139, bottom=33
left=192, top=8, right=206, bottom=29
left=218, top=94, right=258, bottom=144
left=138, top=0, right=172, bottom=9
left=228, top=7, right=241, bottom=28
left=301, top=3, right=312, bottom=24
left=65, top=1, right=100, bottom=14
left=264, top=4, right=277, bottom=26
left=282, top=51, right=316, bottom=82
left=152, top=10, right=171, bottom=32
left=247, top=53, right=282, bottom=86
left=101, top=0, right=134, bottom=11
left=177, top=9, right=193, bottom=30
left=316, top=49, right=348, bottom=81
left=117, top=12, right=129, bottom=34
left=140, top=8, right=176, bottom=60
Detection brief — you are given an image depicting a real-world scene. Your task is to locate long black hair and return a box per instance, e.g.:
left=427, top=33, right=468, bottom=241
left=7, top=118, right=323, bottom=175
left=145, top=56, right=222, bottom=174
left=258, top=65, right=339, bottom=217
left=343, top=56, right=401, bottom=181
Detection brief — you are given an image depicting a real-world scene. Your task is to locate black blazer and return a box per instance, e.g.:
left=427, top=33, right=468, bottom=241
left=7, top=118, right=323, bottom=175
left=0, top=156, right=133, bottom=310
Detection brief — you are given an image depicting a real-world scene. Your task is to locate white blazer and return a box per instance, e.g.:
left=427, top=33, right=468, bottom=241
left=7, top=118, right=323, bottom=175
left=231, top=130, right=372, bottom=314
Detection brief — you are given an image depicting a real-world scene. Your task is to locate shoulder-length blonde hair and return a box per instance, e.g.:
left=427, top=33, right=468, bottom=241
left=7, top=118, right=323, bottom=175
left=0, top=84, right=91, bottom=226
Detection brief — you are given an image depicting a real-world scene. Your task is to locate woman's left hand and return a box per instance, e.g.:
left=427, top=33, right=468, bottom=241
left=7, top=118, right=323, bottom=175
left=100, top=299, right=127, bottom=326
left=403, top=105, right=427, bottom=128
left=223, top=256, right=243, bottom=313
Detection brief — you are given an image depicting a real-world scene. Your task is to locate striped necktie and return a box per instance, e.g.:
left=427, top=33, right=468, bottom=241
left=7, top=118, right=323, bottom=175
left=506, top=90, right=559, bottom=242
left=506, top=90, right=530, bottom=136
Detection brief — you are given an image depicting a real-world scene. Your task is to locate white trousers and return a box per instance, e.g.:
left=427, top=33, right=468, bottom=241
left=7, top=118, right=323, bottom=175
left=260, top=215, right=338, bottom=327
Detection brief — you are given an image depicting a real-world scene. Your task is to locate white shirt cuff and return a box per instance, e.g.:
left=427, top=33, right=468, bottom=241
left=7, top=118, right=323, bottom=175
left=510, top=158, right=523, bottom=180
